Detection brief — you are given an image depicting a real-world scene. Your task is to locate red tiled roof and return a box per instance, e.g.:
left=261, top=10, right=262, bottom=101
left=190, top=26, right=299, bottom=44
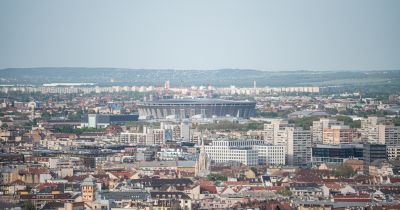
left=200, top=180, right=214, bottom=186
left=390, top=177, right=400, bottom=183
left=324, top=183, right=343, bottom=189
left=28, top=168, right=49, bottom=174
left=11, top=179, right=25, bottom=185
left=36, top=183, right=58, bottom=190
left=223, top=181, right=250, bottom=186
left=110, top=171, right=134, bottom=179
left=249, top=186, right=267, bottom=191
left=265, top=186, right=283, bottom=191
left=201, top=185, right=217, bottom=194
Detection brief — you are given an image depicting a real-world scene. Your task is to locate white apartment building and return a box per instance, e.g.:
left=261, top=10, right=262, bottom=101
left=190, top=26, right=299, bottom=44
left=204, top=139, right=262, bottom=166
left=120, top=132, right=147, bottom=145
left=161, top=122, right=181, bottom=141
left=145, top=128, right=165, bottom=145
left=119, top=127, right=165, bottom=145
left=287, top=127, right=312, bottom=167
left=360, top=116, right=386, bottom=143
left=180, top=120, right=191, bottom=141
left=253, top=145, right=285, bottom=165
left=378, top=125, right=400, bottom=146
left=157, top=148, right=184, bottom=160
left=263, top=120, right=312, bottom=166
left=263, top=119, right=291, bottom=146
left=387, top=146, right=400, bottom=160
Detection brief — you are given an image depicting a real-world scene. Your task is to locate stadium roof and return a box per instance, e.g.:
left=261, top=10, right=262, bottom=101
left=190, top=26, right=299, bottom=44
left=139, top=99, right=255, bottom=105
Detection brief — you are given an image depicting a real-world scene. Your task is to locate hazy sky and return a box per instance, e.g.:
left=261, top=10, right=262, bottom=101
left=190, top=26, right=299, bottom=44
left=0, top=0, right=399, bottom=71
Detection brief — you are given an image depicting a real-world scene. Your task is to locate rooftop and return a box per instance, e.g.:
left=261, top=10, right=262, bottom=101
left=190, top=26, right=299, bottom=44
left=139, top=99, right=255, bottom=105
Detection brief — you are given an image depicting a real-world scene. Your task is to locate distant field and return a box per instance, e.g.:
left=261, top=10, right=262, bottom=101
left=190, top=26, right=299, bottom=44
left=0, top=68, right=399, bottom=89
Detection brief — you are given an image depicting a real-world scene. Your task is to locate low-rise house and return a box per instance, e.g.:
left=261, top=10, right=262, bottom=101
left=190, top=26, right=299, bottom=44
left=290, top=183, right=323, bottom=198
left=150, top=191, right=192, bottom=210
left=130, top=178, right=193, bottom=191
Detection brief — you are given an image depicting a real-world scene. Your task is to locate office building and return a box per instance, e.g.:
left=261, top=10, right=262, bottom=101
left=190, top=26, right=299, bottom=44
left=311, top=144, right=363, bottom=166
left=363, top=143, right=387, bottom=172
left=253, top=145, right=285, bottom=165
left=204, top=139, right=262, bottom=166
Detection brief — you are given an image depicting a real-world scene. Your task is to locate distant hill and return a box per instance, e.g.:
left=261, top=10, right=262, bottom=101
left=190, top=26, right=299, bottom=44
left=0, top=68, right=400, bottom=89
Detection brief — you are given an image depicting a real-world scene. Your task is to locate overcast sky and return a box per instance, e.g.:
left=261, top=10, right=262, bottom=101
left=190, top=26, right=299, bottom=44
left=0, top=0, right=399, bottom=71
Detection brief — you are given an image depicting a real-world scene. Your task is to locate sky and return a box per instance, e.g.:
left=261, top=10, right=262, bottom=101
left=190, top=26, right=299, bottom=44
left=0, top=0, right=399, bottom=71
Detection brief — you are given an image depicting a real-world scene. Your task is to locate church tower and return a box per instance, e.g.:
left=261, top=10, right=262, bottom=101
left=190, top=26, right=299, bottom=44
left=195, top=138, right=210, bottom=177
left=81, top=176, right=96, bottom=202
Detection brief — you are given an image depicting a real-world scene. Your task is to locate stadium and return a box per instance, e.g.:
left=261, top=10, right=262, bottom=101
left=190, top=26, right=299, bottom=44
left=138, top=99, right=256, bottom=119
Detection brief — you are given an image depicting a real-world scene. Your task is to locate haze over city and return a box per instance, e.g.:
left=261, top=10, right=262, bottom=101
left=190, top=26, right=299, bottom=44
left=1, top=0, right=400, bottom=71
left=2, top=1, right=400, bottom=210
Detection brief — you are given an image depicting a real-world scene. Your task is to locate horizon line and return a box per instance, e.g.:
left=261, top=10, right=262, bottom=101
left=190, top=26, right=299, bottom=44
left=1, top=67, right=400, bottom=72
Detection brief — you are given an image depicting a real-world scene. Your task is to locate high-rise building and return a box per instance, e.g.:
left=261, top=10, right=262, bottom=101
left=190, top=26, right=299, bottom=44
left=145, top=128, right=165, bottom=145
left=322, top=125, right=359, bottom=145
left=311, top=118, right=344, bottom=145
left=180, top=120, right=191, bottom=141
left=287, top=127, right=312, bottom=167
left=363, top=143, right=387, bottom=172
left=378, top=125, right=400, bottom=146
left=263, top=119, right=290, bottom=145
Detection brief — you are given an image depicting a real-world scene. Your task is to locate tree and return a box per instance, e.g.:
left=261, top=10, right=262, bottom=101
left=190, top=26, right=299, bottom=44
left=335, top=115, right=353, bottom=125
left=350, top=120, right=361, bottom=128
left=250, top=167, right=257, bottom=175
left=1, top=123, right=8, bottom=129
left=289, top=116, right=321, bottom=130
left=207, top=173, right=227, bottom=182
left=257, top=111, right=278, bottom=118
left=334, top=163, right=355, bottom=178
left=394, top=117, right=400, bottom=126
left=23, top=201, right=35, bottom=210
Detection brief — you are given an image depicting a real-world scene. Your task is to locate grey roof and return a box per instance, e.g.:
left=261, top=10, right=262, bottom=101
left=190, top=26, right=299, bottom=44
left=150, top=191, right=191, bottom=200
left=101, top=190, right=150, bottom=200
left=139, top=99, right=255, bottom=105
left=177, top=161, right=196, bottom=167
left=131, top=178, right=193, bottom=188
left=81, top=176, right=96, bottom=186
left=289, top=110, right=329, bottom=117
left=292, top=199, right=397, bottom=209
left=138, top=161, right=177, bottom=168
left=81, top=114, right=138, bottom=123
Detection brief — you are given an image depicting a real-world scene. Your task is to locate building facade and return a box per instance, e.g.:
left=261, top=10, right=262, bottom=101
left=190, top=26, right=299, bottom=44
left=138, top=99, right=256, bottom=119
left=253, top=145, right=285, bottom=165
left=204, top=139, right=262, bottom=166
left=287, top=127, right=312, bottom=167
left=311, top=144, right=363, bottom=166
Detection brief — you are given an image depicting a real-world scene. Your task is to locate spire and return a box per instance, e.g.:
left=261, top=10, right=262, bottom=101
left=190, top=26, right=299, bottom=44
left=200, top=135, right=205, bottom=152
left=195, top=133, right=210, bottom=177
